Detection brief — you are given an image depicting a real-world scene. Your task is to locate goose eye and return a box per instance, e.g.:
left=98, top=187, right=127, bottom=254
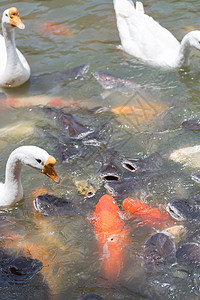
left=36, top=159, right=42, bottom=164
left=5, top=14, right=8, bottom=17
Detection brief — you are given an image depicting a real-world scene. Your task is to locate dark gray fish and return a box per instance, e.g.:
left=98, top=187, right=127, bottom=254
left=94, top=71, right=146, bottom=93
left=182, top=118, right=200, bottom=131
left=82, top=122, right=112, bottom=148
left=57, top=112, right=93, bottom=139
left=94, top=71, right=160, bottom=103
left=167, top=199, right=200, bottom=221
left=31, top=64, right=89, bottom=88
left=42, top=106, right=93, bottom=139
left=104, top=177, right=141, bottom=196
left=0, top=249, right=43, bottom=285
left=122, top=152, right=163, bottom=173
left=51, top=64, right=90, bottom=81
left=78, top=294, right=104, bottom=300
left=33, top=194, right=78, bottom=217
left=176, top=243, right=200, bottom=267
left=99, top=159, right=122, bottom=181
left=99, top=150, right=122, bottom=182
left=56, top=142, right=82, bottom=162
left=144, top=233, right=176, bottom=272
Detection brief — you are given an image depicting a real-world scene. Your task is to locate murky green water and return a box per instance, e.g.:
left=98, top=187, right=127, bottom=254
left=1, top=0, right=200, bottom=299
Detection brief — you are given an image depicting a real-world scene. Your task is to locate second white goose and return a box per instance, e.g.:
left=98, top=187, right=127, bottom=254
left=113, top=0, right=200, bottom=68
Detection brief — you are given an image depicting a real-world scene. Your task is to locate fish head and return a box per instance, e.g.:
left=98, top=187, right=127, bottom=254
left=167, top=199, right=195, bottom=221
left=91, top=194, right=123, bottom=232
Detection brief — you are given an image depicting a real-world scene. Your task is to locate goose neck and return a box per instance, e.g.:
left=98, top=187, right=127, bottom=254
left=2, top=25, right=18, bottom=67
left=3, top=152, right=23, bottom=206
left=177, top=34, right=191, bottom=68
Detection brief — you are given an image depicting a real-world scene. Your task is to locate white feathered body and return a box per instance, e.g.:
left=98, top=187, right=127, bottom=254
left=113, top=0, right=184, bottom=68
left=0, top=33, right=30, bottom=87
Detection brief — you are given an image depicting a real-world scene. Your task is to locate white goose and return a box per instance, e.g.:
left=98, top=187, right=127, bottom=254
left=113, top=0, right=200, bottom=68
left=0, top=146, right=60, bottom=208
left=0, top=7, right=30, bottom=87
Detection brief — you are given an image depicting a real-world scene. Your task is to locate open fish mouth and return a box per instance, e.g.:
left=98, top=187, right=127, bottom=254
left=100, top=173, right=121, bottom=182
left=33, top=195, right=54, bottom=217
left=1, top=253, right=43, bottom=284
left=33, top=197, right=42, bottom=214
left=121, top=160, right=137, bottom=172
left=166, top=204, right=186, bottom=221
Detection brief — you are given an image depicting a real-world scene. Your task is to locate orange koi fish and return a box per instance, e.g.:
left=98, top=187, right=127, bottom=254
left=123, top=198, right=173, bottom=228
left=90, top=194, right=129, bottom=284
left=40, top=22, right=74, bottom=37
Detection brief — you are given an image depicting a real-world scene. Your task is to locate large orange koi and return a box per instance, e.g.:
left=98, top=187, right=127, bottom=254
left=90, top=194, right=129, bottom=284
left=123, top=198, right=173, bottom=228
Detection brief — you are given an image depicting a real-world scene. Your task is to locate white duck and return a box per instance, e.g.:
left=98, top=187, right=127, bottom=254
left=0, top=146, right=60, bottom=208
left=113, top=0, right=200, bottom=68
left=0, top=7, right=30, bottom=87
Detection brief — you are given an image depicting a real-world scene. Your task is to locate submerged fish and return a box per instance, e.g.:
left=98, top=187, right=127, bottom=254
left=0, top=248, right=43, bottom=285
left=182, top=118, right=200, bottom=131
left=104, top=177, right=141, bottom=196
left=82, top=121, right=112, bottom=148
left=3, top=230, right=67, bottom=293
left=167, top=198, right=200, bottom=221
left=78, top=293, right=104, bottom=300
left=90, top=194, right=129, bottom=283
left=94, top=71, right=153, bottom=95
left=40, top=22, right=74, bottom=37
left=123, top=198, right=173, bottom=227
left=99, top=151, right=122, bottom=182
left=58, top=113, right=92, bottom=139
left=30, top=64, right=90, bottom=90
left=42, top=106, right=93, bottom=139
left=144, top=232, right=176, bottom=272
left=33, top=194, right=78, bottom=217
left=55, top=141, right=82, bottom=162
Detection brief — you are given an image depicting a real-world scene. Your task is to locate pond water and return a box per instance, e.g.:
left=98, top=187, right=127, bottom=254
left=1, top=0, right=200, bottom=299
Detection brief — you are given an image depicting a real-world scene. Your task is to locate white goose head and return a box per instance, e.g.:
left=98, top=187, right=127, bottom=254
left=2, top=7, right=25, bottom=31
left=186, top=31, right=200, bottom=51
left=1, top=146, right=60, bottom=208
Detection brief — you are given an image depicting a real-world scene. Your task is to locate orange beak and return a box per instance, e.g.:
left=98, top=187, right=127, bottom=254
left=9, top=7, right=25, bottom=30
left=42, top=156, right=60, bottom=184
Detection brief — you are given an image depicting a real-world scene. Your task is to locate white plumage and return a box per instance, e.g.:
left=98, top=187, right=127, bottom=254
left=0, top=146, right=60, bottom=208
left=113, top=0, right=200, bottom=68
left=0, top=7, right=30, bottom=87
